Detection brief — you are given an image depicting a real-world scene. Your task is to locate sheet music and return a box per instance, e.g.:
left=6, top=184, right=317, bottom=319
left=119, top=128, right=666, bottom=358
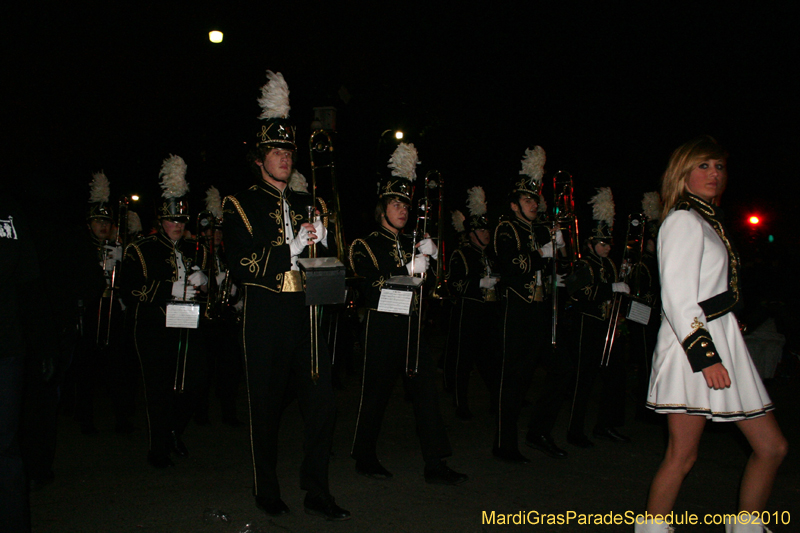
left=166, top=302, right=201, bottom=329
left=377, top=289, right=414, bottom=315
left=627, top=300, right=652, bottom=325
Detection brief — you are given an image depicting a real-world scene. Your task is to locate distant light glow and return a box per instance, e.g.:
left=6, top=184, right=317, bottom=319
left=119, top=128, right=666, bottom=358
left=131, top=195, right=140, bottom=202
left=395, top=131, right=404, bottom=140
left=748, top=215, right=760, bottom=225
left=768, top=235, right=775, bottom=243
left=209, top=31, right=223, bottom=43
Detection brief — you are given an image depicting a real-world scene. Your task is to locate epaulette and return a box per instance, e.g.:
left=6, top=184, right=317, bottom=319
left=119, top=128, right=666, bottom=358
left=674, top=198, right=692, bottom=211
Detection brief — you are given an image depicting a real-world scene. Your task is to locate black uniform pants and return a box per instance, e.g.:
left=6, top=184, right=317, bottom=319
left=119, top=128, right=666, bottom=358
left=567, top=314, right=626, bottom=435
left=452, top=299, right=501, bottom=413
left=351, top=309, right=451, bottom=466
left=242, top=288, right=335, bottom=501
left=134, top=306, right=208, bottom=458
left=496, top=297, right=571, bottom=453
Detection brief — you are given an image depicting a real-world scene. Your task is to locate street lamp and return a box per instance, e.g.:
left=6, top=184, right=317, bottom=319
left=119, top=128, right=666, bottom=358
left=209, top=31, right=223, bottom=43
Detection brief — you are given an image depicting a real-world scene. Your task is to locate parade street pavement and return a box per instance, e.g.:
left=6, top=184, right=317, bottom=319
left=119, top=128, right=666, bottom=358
left=30, top=352, right=799, bottom=533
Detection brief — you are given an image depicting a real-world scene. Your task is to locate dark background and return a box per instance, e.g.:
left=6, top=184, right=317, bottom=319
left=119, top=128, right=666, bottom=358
left=4, top=2, right=798, bottom=258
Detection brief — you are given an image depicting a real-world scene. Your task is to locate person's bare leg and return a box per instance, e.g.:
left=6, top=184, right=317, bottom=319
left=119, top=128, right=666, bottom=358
left=735, top=412, right=787, bottom=513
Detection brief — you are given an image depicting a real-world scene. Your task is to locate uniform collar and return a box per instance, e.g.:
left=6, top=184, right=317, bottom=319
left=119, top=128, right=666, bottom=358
left=156, top=229, right=181, bottom=249
left=255, top=179, right=290, bottom=200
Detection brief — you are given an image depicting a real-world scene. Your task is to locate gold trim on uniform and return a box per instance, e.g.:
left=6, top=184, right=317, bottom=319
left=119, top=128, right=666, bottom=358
left=350, top=238, right=379, bottom=271
left=223, top=196, right=253, bottom=236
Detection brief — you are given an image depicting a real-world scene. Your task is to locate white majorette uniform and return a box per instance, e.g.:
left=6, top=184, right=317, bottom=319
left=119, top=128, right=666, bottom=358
left=646, top=194, right=773, bottom=421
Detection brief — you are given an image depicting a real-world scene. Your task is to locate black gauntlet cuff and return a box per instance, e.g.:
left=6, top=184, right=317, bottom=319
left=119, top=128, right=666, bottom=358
left=682, top=327, right=722, bottom=373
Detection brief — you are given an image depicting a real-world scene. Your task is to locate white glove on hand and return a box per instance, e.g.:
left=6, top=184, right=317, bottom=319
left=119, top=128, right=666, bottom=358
left=479, top=276, right=498, bottom=289
left=101, top=258, right=117, bottom=271
left=405, top=254, right=430, bottom=275
left=311, top=219, right=327, bottom=246
left=555, top=230, right=565, bottom=249
left=612, top=282, right=630, bottom=294
left=539, top=242, right=554, bottom=258
left=289, top=226, right=311, bottom=257
left=556, top=273, right=566, bottom=288
left=417, top=238, right=438, bottom=260
left=188, top=267, right=208, bottom=288
left=172, top=281, right=197, bottom=300
left=230, top=283, right=237, bottom=297
left=215, top=272, right=227, bottom=286
left=233, top=300, right=244, bottom=312
left=105, top=244, right=123, bottom=261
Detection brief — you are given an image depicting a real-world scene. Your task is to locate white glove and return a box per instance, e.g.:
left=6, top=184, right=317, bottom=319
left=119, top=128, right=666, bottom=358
left=215, top=272, right=227, bottom=286
left=289, top=226, right=312, bottom=256
left=555, top=230, right=565, bottom=249
left=101, top=258, right=117, bottom=272
left=105, top=244, right=123, bottom=261
left=612, top=282, right=630, bottom=294
left=188, top=267, right=208, bottom=288
left=230, top=283, right=238, bottom=297
left=479, top=276, right=498, bottom=289
left=539, top=242, right=554, bottom=258
left=311, top=219, right=327, bottom=246
left=172, top=281, right=197, bottom=300
left=417, top=238, right=438, bottom=260
left=405, top=254, right=430, bottom=275
left=556, top=273, right=566, bottom=287
left=233, top=300, right=244, bottom=312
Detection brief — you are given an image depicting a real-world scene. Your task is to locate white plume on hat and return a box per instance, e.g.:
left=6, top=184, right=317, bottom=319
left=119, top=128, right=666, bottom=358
left=89, top=171, right=111, bottom=204
left=519, top=146, right=546, bottom=182
left=127, top=211, right=142, bottom=234
left=466, top=186, right=487, bottom=217
left=205, top=186, right=223, bottom=219
left=257, top=70, right=291, bottom=120
left=588, top=187, right=615, bottom=226
left=451, top=210, right=466, bottom=233
left=288, top=170, right=309, bottom=193
left=642, top=191, right=662, bottom=222
left=388, top=142, right=420, bottom=181
left=159, top=155, right=189, bottom=199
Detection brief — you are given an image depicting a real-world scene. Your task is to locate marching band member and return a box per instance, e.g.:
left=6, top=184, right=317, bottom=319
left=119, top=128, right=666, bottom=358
left=446, top=187, right=501, bottom=421
left=637, top=136, right=786, bottom=533
left=120, top=155, right=209, bottom=469
left=566, top=187, right=630, bottom=447
left=222, top=71, right=349, bottom=521
left=349, top=142, right=468, bottom=485
left=492, top=146, right=570, bottom=462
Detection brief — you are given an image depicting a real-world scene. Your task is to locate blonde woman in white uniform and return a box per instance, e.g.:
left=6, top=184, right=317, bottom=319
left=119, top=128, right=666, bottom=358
left=636, top=136, right=787, bottom=533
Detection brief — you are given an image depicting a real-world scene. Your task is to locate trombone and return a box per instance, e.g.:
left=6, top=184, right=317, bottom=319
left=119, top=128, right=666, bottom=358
left=96, top=196, right=129, bottom=347
left=549, top=171, right=580, bottom=346
left=600, top=212, right=645, bottom=366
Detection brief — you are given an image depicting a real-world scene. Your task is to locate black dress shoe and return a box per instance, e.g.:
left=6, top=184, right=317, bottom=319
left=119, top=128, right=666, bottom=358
left=147, top=452, right=175, bottom=469
left=566, top=432, right=595, bottom=448
left=525, top=434, right=568, bottom=459
left=255, top=496, right=290, bottom=516
left=424, top=461, right=469, bottom=485
left=170, top=430, right=189, bottom=457
left=355, top=459, right=393, bottom=479
left=304, top=493, right=351, bottom=521
left=593, top=426, right=632, bottom=443
left=492, top=447, right=531, bottom=464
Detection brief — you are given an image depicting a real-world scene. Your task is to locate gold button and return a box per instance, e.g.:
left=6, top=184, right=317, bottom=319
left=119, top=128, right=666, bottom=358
left=706, top=351, right=715, bottom=358
left=701, top=341, right=708, bottom=348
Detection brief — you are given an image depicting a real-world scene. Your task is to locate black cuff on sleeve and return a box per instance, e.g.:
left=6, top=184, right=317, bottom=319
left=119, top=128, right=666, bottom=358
left=682, top=327, right=723, bottom=372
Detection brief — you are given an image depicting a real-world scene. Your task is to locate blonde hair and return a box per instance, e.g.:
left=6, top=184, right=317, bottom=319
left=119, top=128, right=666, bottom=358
left=660, top=135, right=728, bottom=220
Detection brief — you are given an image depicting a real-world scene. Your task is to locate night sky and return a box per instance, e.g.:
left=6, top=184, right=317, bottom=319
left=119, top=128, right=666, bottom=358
left=5, top=3, right=799, bottom=246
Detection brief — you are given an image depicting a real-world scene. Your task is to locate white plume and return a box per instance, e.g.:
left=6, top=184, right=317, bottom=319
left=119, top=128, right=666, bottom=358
left=466, top=186, right=487, bottom=216
left=205, top=186, right=223, bottom=219
left=451, top=210, right=466, bottom=233
left=159, top=154, right=189, bottom=199
left=538, top=194, right=548, bottom=213
left=88, top=171, right=111, bottom=203
left=387, top=142, right=420, bottom=181
left=642, top=191, right=662, bottom=222
left=257, top=70, right=291, bottom=120
left=127, top=211, right=142, bottom=234
left=288, top=170, right=309, bottom=193
left=588, top=187, right=615, bottom=226
left=519, top=146, right=546, bottom=182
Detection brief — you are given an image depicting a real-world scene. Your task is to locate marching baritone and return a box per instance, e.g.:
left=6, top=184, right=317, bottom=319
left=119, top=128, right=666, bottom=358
left=221, top=71, right=349, bottom=521
left=120, top=155, right=210, bottom=469
left=492, top=146, right=570, bottom=462
left=446, top=187, right=501, bottom=421
left=565, top=187, right=630, bottom=448
left=349, top=142, right=468, bottom=485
